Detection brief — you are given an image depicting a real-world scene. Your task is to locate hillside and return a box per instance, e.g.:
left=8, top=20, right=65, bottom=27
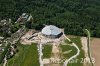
left=0, top=0, right=100, bottom=37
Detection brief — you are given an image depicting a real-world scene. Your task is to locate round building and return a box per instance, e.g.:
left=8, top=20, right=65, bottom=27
left=41, top=25, right=62, bottom=38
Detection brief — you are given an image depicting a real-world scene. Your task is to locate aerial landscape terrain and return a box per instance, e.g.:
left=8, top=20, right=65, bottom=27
left=0, top=0, right=100, bottom=66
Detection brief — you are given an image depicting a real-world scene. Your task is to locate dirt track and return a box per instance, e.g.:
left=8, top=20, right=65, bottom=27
left=91, top=38, right=100, bottom=66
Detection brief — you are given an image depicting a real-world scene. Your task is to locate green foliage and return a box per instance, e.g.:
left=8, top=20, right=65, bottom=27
left=68, top=37, right=85, bottom=66
left=61, top=45, right=77, bottom=58
left=11, top=24, right=21, bottom=33
left=0, top=0, right=100, bottom=37
left=61, top=37, right=85, bottom=66
left=43, top=45, right=52, bottom=58
left=7, top=43, right=39, bottom=66
left=0, top=43, right=10, bottom=63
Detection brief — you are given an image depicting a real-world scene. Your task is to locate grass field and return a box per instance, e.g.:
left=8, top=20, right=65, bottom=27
left=61, top=44, right=77, bottom=59
left=7, top=42, right=39, bottom=66
left=67, top=37, right=85, bottom=66
left=61, top=37, right=85, bottom=66
left=5, top=37, right=85, bottom=66
left=42, top=44, right=52, bottom=58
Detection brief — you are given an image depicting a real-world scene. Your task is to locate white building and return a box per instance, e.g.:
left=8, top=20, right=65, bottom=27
left=41, top=25, right=62, bottom=38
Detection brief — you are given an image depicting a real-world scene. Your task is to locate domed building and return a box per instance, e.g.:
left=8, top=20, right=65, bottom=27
left=41, top=25, right=63, bottom=38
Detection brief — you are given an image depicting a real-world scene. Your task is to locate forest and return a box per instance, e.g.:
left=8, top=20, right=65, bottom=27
left=0, top=0, right=100, bottom=37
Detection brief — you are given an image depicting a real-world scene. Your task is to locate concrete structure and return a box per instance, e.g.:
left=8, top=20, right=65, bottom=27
left=41, top=25, right=62, bottom=38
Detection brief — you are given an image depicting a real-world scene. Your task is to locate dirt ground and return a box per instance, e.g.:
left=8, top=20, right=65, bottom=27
left=90, top=38, right=100, bottom=66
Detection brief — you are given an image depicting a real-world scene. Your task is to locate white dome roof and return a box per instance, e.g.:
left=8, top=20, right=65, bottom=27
left=42, top=25, right=61, bottom=36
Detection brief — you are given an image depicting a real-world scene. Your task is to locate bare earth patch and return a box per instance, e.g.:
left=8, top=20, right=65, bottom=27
left=91, top=38, right=100, bottom=66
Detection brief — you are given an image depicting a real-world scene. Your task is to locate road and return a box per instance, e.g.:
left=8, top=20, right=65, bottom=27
left=84, top=29, right=95, bottom=66
left=38, top=43, right=43, bottom=66
left=63, top=42, right=80, bottom=66
left=63, top=33, right=80, bottom=66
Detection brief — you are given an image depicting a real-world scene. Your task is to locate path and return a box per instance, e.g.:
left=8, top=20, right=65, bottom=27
left=63, top=33, right=80, bottom=66
left=84, top=29, right=95, bottom=66
left=63, top=43, right=80, bottom=66
left=38, top=43, right=43, bottom=66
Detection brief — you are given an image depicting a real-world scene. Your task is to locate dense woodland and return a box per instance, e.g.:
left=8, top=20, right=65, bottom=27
left=0, top=0, right=100, bottom=37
